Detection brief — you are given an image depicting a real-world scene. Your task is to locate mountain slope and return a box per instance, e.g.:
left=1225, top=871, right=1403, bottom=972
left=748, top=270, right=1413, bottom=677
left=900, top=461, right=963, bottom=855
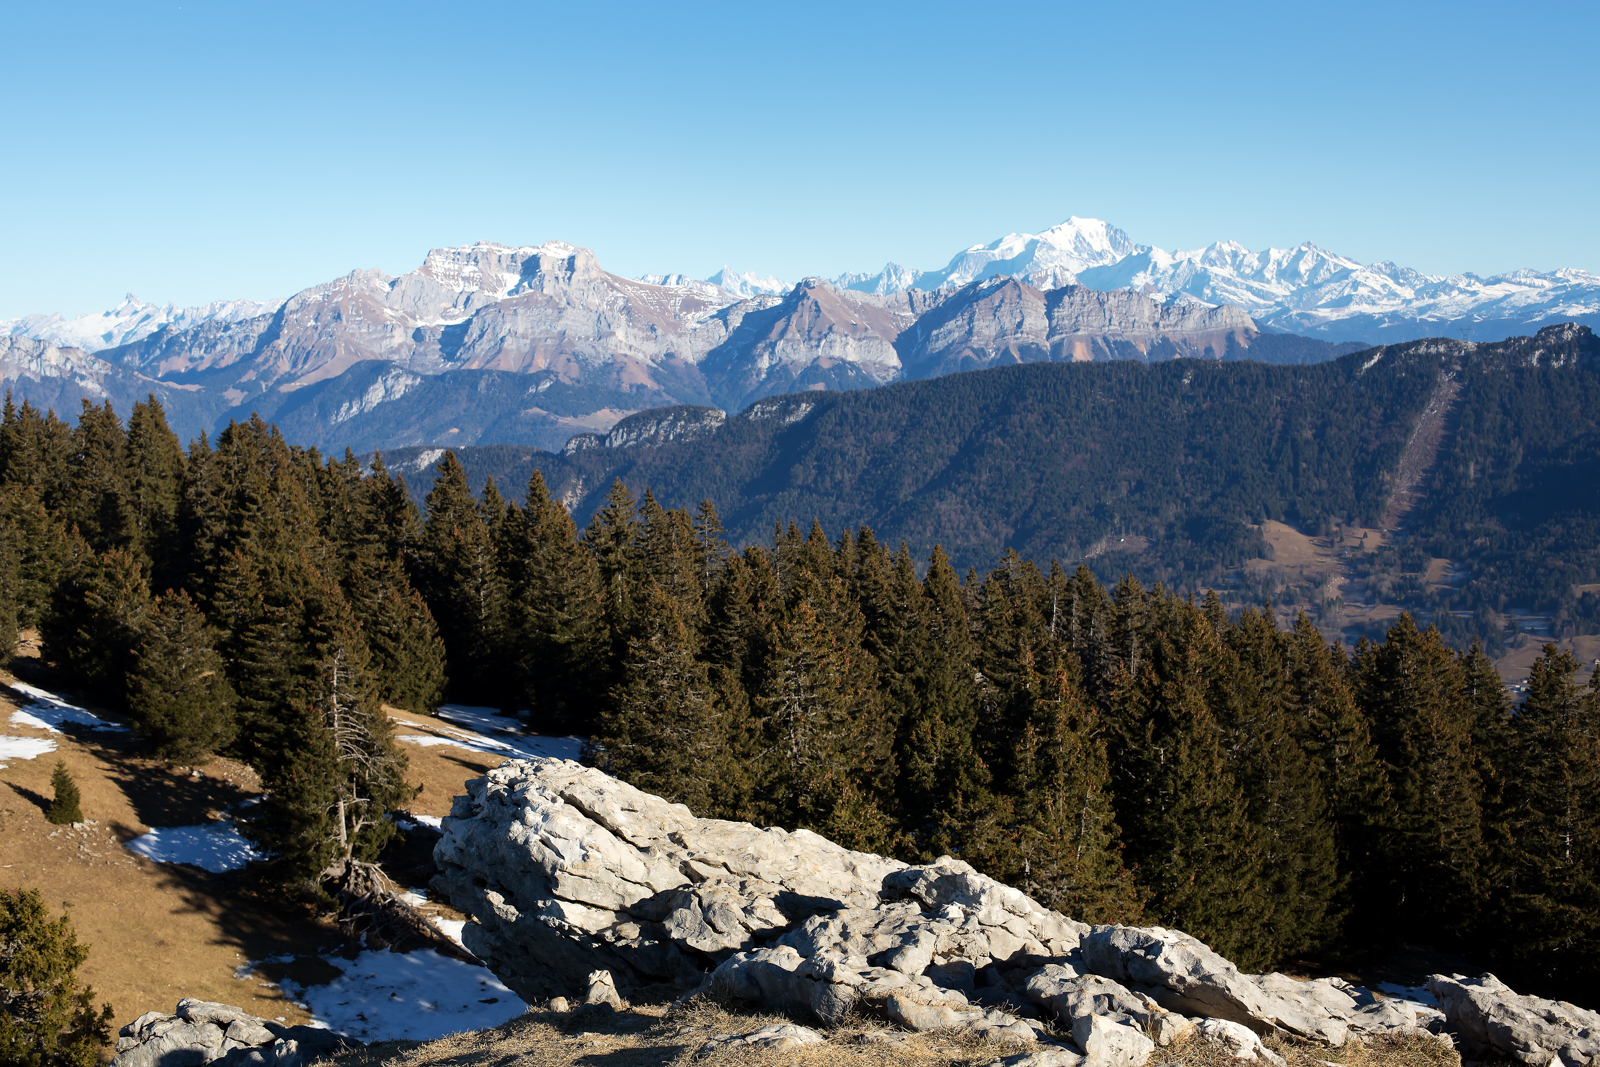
left=386, top=325, right=1600, bottom=647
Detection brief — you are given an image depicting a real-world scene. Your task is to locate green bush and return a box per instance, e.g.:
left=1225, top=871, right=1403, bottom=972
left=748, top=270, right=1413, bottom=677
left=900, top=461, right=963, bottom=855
left=0, top=888, right=113, bottom=1067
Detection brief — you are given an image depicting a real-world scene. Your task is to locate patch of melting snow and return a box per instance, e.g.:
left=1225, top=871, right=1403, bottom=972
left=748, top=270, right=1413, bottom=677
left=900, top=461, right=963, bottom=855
left=279, top=948, right=522, bottom=1042
left=124, top=820, right=261, bottom=872
left=1374, top=982, right=1444, bottom=1024
left=0, top=735, right=57, bottom=767
left=7, top=682, right=127, bottom=732
left=425, top=704, right=583, bottom=761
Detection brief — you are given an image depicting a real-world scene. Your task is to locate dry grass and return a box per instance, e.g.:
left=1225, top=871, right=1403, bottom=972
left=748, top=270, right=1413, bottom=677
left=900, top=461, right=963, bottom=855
left=0, top=667, right=519, bottom=1035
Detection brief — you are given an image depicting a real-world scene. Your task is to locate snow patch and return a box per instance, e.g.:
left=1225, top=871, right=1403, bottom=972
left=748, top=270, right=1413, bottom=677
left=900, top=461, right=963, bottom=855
left=0, top=735, right=57, bottom=767
left=280, top=948, right=523, bottom=1042
left=430, top=705, right=584, bottom=761
left=7, top=682, right=127, bottom=732
left=124, top=820, right=262, bottom=872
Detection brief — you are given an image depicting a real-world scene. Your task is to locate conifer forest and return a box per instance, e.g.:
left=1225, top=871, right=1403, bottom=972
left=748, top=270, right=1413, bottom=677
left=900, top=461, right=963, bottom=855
left=0, top=395, right=1596, bottom=1007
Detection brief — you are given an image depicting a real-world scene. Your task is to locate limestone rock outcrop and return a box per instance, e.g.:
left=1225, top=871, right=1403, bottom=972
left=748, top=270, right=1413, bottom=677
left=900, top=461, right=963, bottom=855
left=111, top=999, right=357, bottom=1067
left=1428, top=973, right=1600, bottom=1067
left=433, top=758, right=1453, bottom=1065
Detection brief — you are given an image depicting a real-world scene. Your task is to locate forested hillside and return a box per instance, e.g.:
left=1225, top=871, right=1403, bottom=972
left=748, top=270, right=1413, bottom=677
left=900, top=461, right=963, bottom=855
left=389, top=324, right=1600, bottom=651
left=0, top=394, right=1596, bottom=1010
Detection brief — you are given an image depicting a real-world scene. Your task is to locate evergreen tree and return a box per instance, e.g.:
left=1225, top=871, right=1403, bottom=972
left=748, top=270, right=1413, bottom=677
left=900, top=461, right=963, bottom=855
left=345, top=551, right=446, bottom=715
left=1284, top=613, right=1391, bottom=941
left=1494, top=647, right=1600, bottom=994
left=501, top=471, right=603, bottom=732
left=40, top=548, right=152, bottom=704
left=417, top=452, right=505, bottom=704
left=1002, top=646, right=1144, bottom=922
left=0, top=887, right=114, bottom=1067
left=243, top=576, right=412, bottom=884
left=893, top=547, right=989, bottom=859
left=0, top=484, right=62, bottom=633
left=126, top=591, right=237, bottom=764
left=45, top=763, right=83, bottom=825
left=123, top=396, right=185, bottom=586
left=755, top=589, right=895, bottom=853
left=62, top=400, right=131, bottom=554
left=1216, top=608, right=1343, bottom=960
left=1353, top=615, right=1486, bottom=942
left=596, top=583, right=752, bottom=817
left=0, top=398, right=74, bottom=514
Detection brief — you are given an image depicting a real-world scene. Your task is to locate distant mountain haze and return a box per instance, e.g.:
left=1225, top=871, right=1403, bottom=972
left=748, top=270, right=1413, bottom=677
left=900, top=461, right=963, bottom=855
left=1, top=216, right=1594, bottom=452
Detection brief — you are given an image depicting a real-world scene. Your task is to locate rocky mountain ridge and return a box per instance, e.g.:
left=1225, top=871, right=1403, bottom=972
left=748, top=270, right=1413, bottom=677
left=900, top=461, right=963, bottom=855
left=0, top=240, right=1335, bottom=452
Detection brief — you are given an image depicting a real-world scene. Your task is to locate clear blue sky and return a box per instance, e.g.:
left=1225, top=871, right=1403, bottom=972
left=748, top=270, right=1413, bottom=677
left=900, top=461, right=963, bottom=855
left=2, top=0, right=1596, bottom=318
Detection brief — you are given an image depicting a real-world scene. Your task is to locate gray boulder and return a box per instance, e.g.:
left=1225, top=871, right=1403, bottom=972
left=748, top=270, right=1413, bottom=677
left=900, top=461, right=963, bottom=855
left=111, top=1000, right=356, bottom=1067
left=1428, top=973, right=1600, bottom=1067
left=696, top=1023, right=825, bottom=1057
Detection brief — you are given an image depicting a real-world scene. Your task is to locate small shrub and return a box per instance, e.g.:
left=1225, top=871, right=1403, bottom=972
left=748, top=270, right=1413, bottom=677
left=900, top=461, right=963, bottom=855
left=0, top=887, right=114, bottom=1067
left=44, top=763, right=82, bottom=826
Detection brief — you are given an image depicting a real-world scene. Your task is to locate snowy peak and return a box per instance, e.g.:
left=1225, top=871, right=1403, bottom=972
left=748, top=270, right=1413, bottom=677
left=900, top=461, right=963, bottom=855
left=1, top=292, right=281, bottom=353
left=704, top=266, right=790, bottom=298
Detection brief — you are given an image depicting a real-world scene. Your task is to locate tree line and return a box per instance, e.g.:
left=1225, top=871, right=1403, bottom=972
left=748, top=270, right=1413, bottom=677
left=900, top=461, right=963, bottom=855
left=0, top=394, right=1595, bottom=1007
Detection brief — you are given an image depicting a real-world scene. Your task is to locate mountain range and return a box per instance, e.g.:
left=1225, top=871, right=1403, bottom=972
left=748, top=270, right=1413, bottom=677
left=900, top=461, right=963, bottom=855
left=1, top=217, right=1594, bottom=452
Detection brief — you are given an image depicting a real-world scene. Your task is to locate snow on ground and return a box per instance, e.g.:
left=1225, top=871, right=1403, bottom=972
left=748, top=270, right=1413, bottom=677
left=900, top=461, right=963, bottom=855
left=0, top=681, right=121, bottom=767
left=0, top=734, right=57, bottom=768
left=398, top=704, right=582, bottom=762
left=7, top=682, right=127, bottom=732
left=124, top=820, right=261, bottom=872
left=279, top=948, right=523, bottom=1042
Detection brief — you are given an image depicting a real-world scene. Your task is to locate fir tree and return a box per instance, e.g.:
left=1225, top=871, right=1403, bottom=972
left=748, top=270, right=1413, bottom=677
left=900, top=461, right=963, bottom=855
left=45, top=762, right=83, bottom=825
left=1002, top=646, right=1144, bottom=923
left=62, top=400, right=131, bottom=554
left=1494, top=647, right=1600, bottom=993
left=123, top=396, right=185, bottom=586
left=345, top=551, right=446, bottom=715
left=40, top=547, right=152, bottom=704
left=1353, top=615, right=1486, bottom=942
left=596, top=583, right=752, bottom=817
left=0, top=484, right=63, bottom=632
left=0, top=887, right=114, bottom=1067
left=126, top=591, right=237, bottom=764
left=417, top=452, right=505, bottom=704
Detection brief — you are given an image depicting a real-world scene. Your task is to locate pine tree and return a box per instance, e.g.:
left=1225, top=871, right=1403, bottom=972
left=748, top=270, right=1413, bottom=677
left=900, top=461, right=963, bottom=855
left=0, top=398, right=74, bottom=514
left=893, top=547, right=989, bottom=860
left=501, top=471, right=603, bottom=733
left=1493, top=646, right=1600, bottom=993
left=0, top=887, right=114, bottom=1067
left=62, top=400, right=132, bottom=554
left=40, top=547, right=153, bottom=704
left=417, top=452, right=505, bottom=704
left=596, top=583, right=752, bottom=817
left=242, top=576, right=412, bottom=884
left=1284, top=613, right=1391, bottom=943
left=1352, top=615, right=1486, bottom=942
left=1002, top=646, right=1144, bottom=922
left=0, top=484, right=63, bottom=633
left=45, top=763, right=83, bottom=825
left=123, top=396, right=185, bottom=587
left=1215, top=607, right=1343, bottom=961
left=345, top=551, right=446, bottom=715
left=126, top=591, right=237, bottom=764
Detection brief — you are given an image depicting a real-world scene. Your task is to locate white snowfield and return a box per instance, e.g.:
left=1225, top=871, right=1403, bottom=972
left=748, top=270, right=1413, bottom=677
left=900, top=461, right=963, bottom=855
left=275, top=948, right=523, bottom=1043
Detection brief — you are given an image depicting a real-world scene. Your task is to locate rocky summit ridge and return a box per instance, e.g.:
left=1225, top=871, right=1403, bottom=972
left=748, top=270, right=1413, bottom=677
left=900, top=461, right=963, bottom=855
left=111, top=756, right=1600, bottom=1067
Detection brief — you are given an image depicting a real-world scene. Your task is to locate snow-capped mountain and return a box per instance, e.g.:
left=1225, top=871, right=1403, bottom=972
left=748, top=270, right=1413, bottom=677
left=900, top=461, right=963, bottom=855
left=703, top=266, right=790, bottom=298
left=834, top=220, right=1600, bottom=344
left=1, top=293, right=279, bottom=353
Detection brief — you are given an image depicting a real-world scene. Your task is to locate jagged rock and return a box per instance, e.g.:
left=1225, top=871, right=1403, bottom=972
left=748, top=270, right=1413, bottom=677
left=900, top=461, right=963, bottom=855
left=434, top=758, right=1445, bottom=1052
left=111, top=1001, right=358, bottom=1067
left=1073, top=1013, right=1156, bottom=1067
left=1428, top=973, right=1600, bottom=1067
left=696, top=1023, right=825, bottom=1057
left=1194, top=1018, right=1288, bottom=1066
left=986, top=1048, right=1089, bottom=1067
left=1081, top=925, right=1349, bottom=1045
left=586, top=969, right=626, bottom=1011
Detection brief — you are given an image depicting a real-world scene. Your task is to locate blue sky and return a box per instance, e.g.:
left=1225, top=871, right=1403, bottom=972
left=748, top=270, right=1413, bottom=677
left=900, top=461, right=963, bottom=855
left=2, top=0, right=1596, bottom=318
